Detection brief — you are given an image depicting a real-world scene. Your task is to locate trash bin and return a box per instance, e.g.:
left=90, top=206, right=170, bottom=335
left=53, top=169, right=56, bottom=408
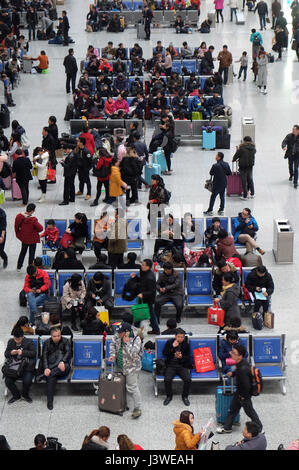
left=241, top=117, right=255, bottom=143
left=273, top=219, right=294, bottom=263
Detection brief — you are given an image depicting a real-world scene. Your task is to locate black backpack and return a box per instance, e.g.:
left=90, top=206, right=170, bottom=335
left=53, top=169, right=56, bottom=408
left=2, top=357, right=28, bottom=379
left=0, top=162, right=11, bottom=178
left=163, top=188, right=172, bottom=204
left=93, top=159, right=110, bottom=179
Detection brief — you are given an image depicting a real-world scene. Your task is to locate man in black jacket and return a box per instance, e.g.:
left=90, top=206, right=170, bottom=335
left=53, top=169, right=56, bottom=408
left=132, top=259, right=159, bottom=334
left=0, top=207, right=8, bottom=268
left=59, top=144, right=78, bottom=205
left=204, top=152, right=232, bottom=216
left=62, top=10, right=70, bottom=46
left=85, top=271, right=114, bottom=311
left=245, top=265, right=274, bottom=315
left=42, top=327, right=72, bottom=410
left=217, top=343, right=263, bottom=434
left=282, top=124, right=299, bottom=187
left=163, top=328, right=191, bottom=406
left=4, top=327, right=36, bottom=404
left=143, top=6, right=153, bottom=40
left=75, top=137, right=92, bottom=200
left=42, top=126, right=57, bottom=171
left=155, top=262, right=184, bottom=324
left=232, top=136, right=256, bottom=199
left=254, top=0, right=269, bottom=30
left=63, top=48, right=78, bottom=94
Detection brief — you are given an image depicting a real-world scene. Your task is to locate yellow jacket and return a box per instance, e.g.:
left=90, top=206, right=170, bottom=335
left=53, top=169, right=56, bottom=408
left=173, top=421, right=201, bottom=451
left=109, top=165, right=125, bottom=197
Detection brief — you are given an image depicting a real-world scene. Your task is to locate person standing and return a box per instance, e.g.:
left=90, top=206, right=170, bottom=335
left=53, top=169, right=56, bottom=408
left=108, top=322, right=143, bottom=419
left=163, top=49, right=173, bottom=77
left=15, top=203, right=43, bottom=271
left=32, top=147, right=49, bottom=203
left=236, top=51, right=248, bottom=81
left=282, top=124, right=299, bottom=186
left=42, top=126, right=56, bottom=171
left=59, top=145, right=78, bottom=205
left=75, top=137, right=92, bottom=201
left=12, top=150, right=33, bottom=206
left=204, top=152, right=232, bottom=216
left=294, top=25, right=299, bottom=62
left=254, top=0, right=269, bottom=30
left=274, top=26, right=285, bottom=60
left=250, top=29, right=263, bottom=59
left=271, top=0, right=281, bottom=29
left=217, top=344, right=263, bottom=434
left=107, top=208, right=128, bottom=269
left=62, top=10, right=70, bottom=46
left=217, top=45, right=233, bottom=85
left=228, top=0, right=238, bottom=21
left=232, top=136, right=256, bottom=199
left=26, top=5, right=38, bottom=41
left=0, top=207, right=8, bottom=268
left=256, top=47, right=268, bottom=94
left=143, top=5, right=153, bottom=40
left=90, top=148, right=112, bottom=207
left=63, top=48, right=78, bottom=95
left=214, top=0, right=224, bottom=23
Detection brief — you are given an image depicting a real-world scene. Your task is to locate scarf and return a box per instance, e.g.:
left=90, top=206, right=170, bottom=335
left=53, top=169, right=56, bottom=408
left=221, top=283, right=234, bottom=297
left=116, top=339, right=124, bottom=371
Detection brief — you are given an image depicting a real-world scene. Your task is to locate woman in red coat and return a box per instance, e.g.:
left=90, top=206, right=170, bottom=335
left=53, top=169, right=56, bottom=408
left=80, top=126, right=95, bottom=155
left=14, top=203, right=43, bottom=271
left=90, top=148, right=112, bottom=207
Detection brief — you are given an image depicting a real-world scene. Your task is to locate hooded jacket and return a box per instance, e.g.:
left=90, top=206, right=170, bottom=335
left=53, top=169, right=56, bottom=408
left=173, top=421, right=201, bottom=451
left=109, top=165, right=125, bottom=197
left=15, top=213, right=43, bottom=245
left=109, top=331, right=143, bottom=376
left=216, top=236, right=237, bottom=260
left=219, top=283, right=241, bottom=322
left=232, top=142, right=256, bottom=170
left=225, top=432, right=267, bottom=451
left=212, top=263, right=239, bottom=295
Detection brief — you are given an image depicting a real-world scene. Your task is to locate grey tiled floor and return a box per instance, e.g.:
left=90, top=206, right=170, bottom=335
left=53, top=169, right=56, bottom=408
left=0, top=0, right=298, bottom=450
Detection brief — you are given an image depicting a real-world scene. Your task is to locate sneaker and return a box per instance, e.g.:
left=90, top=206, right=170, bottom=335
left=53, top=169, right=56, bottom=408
left=85, top=195, right=91, bottom=200
left=8, top=397, right=21, bottom=405
left=218, top=210, right=224, bottom=215
left=216, top=427, right=232, bottom=434
left=47, top=402, right=53, bottom=411
left=17, top=268, right=22, bottom=272
left=131, top=408, right=142, bottom=419
left=203, top=210, right=213, bottom=215
left=240, top=196, right=248, bottom=200
left=263, top=89, right=267, bottom=94
left=249, top=195, right=255, bottom=199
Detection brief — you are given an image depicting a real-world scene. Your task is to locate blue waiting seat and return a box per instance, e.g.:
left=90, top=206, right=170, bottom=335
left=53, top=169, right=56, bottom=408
left=242, top=267, right=252, bottom=285
left=90, top=77, right=96, bottom=95
left=186, top=268, right=213, bottom=306
left=57, top=270, right=85, bottom=297
left=39, top=336, right=72, bottom=383
left=42, top=219, right=67, bottom=254
left=69, top=219, right=92, bottom=250
left=105, top=335, right=113, bottom=365
left=127, top=219, right=143, bottom=251
left=47, top=270, right=56, bottom=297
left=251, top=335, right=287, bottom=395
left=171, top=60, right=182, bottom=74
left=114, top=269, right=140, bottom=307
left=205, top=217, right=229, bottom=233
left=71, top=336, right=103, bottom=383
left=182, top=60, right=196, bottom=74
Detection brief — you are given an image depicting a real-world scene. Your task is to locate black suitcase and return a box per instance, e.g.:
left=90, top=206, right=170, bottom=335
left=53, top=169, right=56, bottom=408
left=98, top=360, right=126, bottom=415
left=0, top=104, right=10, bottom=128
left=49, top=8, right=58, bottom=21
left=64, top=103, right=74, bottom=121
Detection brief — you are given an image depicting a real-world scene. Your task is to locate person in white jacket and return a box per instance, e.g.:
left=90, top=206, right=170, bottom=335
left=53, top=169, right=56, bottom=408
left=32, top=147, right=49, bottom=203
left=229, top=0, right=239, bottom=21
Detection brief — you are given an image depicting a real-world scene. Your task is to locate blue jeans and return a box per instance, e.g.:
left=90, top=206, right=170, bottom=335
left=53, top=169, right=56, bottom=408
left=259, top=14, right=266, bottom=30
left=28, top=24, right=36, bottom=40
left=27, top=292, right=48, bottom=324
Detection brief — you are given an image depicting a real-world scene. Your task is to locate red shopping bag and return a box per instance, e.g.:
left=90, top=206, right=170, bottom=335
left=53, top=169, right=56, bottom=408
left=193, top=347, right=215, bottom=373
left=208, top=301, right=225, bottom=327
left=47, top=163, right=56, bottom=182
left=59, top=232, right=74, bottom=249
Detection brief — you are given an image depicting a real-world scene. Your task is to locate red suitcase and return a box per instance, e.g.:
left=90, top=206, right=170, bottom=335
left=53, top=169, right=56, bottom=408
left=11, top=178, right=22, bottom=200
left=227, top=163, right=242, bottom=196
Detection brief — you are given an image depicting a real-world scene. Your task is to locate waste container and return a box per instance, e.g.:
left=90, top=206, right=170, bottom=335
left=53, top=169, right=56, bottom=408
left=273, top=219, right=294, bottom=263
left=241, top=117, right=255, bottom=143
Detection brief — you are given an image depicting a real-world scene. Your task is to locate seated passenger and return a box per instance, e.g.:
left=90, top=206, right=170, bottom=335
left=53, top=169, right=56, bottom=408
left=80, top=306, right=108, bottom=335
left=119, top=252, right=141, bottom=270
left=155, top=262, right=184, bottom=323
left=233, top=208, right=265, bottom=255
left=61, top=273, right=86, bottom=331
left=85, top=271, right=114, bottom=311
left=245, top=266, right=274, bottom=317
left=52, top=247, right=85, bottom=271
left=219, top=330, right=248, bottom=375
left=181, top=41, right=193, bottom=58
left=153, top=214, right=182, bottom=258
left=113, top=73, right=128, bottom=96
left=107, top=13, right=123, bottom=33
left=214, top=272, right=241, bottom=325
left=23, top=264, right=50, bottom=325
left=112, top=94, right=129, bottom=118
left=225, top=422, right=267, bottom=451
left=115, top=43, right=127, bottom=60
left=102, top=41, right=116, bottom=59
left=175, top=15, right=186, bottom=34
left=213, top=259, right=239, bottom=296
left=172, top=89, right=189, bottom=119
left=216, top=229, right=238, bottom=261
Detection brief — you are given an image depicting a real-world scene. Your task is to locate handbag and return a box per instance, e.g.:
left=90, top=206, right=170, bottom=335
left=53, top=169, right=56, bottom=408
left=96, top=306, right=109, bottom=325
left=32, top=165, right=37, bottom=177
left=204, top=178, right=213, bottom=192
left=131, top=299, right=150, bottom=322
left=252, top=311, right=263, bottom=330
left=47, top=162, right=56, bottom=182
left=193, top=347, right=215, bottom=373
left=19, top=289, right=27, bottom=307
left=141, top=350, right=155, bottom=372
left=2, top=357, right=28, bottom=379
left=59, top=232, right=74, bottom=249
left=208, top=301, right=225, bottom=327
left=264, top=311, right=274, bottom=329
left=21, top=132, right=30, bottom=150
left=156, top=358, right=167, bottom=376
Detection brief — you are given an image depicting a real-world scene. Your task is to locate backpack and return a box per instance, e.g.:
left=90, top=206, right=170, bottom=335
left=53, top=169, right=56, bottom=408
left=93, top=159, right=110, bottom=179
left=253, top=36, right=261, bottom=46
left=191, top=95, right=202, bottom=111
left=171, top=137, right=180, bottom=153
left=163, top=188, right=172, bottom=204
left=250, top=365, right=263, bottom=396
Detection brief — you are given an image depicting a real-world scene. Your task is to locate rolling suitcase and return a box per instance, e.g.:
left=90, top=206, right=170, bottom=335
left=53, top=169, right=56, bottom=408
left=145, top=162, right=161, bottom=185
left=0, top=104, right=10, bottom=128
left=227, top=162, right=242, bottom=196
left=153, top=148, right=167, bottom=172
left=216, top=379, right=240, bottom=424
left=22, top=59, right=32, bottom=74
left=202, top=130, right=216, bottom=150
left=137, top=23, right=146, bottom=39
left=11, top=178, right=22, bottom=200
left=236, top=10, right=245, bottom=25
left=98, top=360, right=126, bottom=415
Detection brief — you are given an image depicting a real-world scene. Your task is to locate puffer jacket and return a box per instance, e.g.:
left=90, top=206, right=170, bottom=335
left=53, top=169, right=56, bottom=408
left=232, top=142, right=256, bottom=170
left=173, top=421, right=201, bottom=451
left=34, top=151, right=49, bottom=181
left=233, top=214, right=259, bottom=243
left=120, top=156, right=140, bottom=184
left=216, top=236, right=238, bottom=260
left=15, top=213, right=43, bottom=245
left=226, top=433, right=267, bottom=451
left=212, top=263, right=239, bottom=295
left=109, top=331, right=143, bottom=376
left=42, top=337, right=72, bottom=370
left=156, top=270, right=184, bottom=296
left=219, top=284, right=241, bottom=322
left=81, top=436, right=109, bottom=451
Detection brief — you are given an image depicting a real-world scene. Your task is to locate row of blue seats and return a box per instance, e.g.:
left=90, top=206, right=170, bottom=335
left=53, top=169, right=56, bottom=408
left=42, top=218, right=143, bottom=254
left=69, top=118, right=143, bottom=136
left=12, top=334, right=286, bottom=393
left=44, top=266, right=253, bottom=309
left=96, top=8, right=199, bottom=24
left=154, top=334, right=287, bottom=395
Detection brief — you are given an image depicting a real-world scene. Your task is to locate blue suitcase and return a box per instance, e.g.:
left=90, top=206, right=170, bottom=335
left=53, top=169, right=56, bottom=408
left=216, top=382, right=240, bottom=425
left=153, top=148, right=167, bottom=172
left=145, top=163, right=161, bottom=185
left=202, top=130, right=216, bottom=150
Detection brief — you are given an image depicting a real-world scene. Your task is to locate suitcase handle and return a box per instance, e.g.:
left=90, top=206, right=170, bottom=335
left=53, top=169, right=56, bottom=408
left=231, top=161, right=238, bottom=174
left=223, top=375, right=234, bottom=394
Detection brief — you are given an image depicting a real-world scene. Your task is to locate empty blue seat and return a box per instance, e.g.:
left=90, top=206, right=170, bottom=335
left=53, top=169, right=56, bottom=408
left=200, top=76, right=208, bottom=89
left=186, top=269, right=212, bottom=306
left=182, top=60, right=196, bottom=74
left=127, top=97, right=134, bottom=107
left=242, top=268, right=252, bottom=284
left=71, top=336, right=103, bottom=383
left=252, top=335, right=286, bottom=394
left=42, top=219, right=67, bottom=253
left=123, top=1, right=132, bottom=10
left=127, top=219, right=143, bottom=251
left=57, top=271, right=85, bottom=297
left=172, top=61, right=182, bottom=74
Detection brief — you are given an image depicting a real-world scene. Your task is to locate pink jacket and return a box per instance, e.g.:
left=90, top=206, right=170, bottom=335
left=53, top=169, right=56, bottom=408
left=214, top=0, right=224, bottom=8
left=114, top=99, right=129, bottom=114
left=286, top=440, right=299, bottom=450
